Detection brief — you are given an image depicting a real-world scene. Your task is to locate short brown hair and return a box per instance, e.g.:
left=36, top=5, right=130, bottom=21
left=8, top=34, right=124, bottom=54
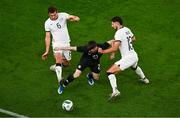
left=87, top=40, right=97, bottom=51
left=111, top=16, right=123, bottom=25
left=48, top=6, right=57, bottom=13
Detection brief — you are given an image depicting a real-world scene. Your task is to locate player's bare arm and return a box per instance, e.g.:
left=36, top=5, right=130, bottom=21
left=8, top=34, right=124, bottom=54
left=68, top=15, right=80, bottom=22
left=42, top=32, right=51, bottom=60
left=108, top=39, right=118, bottom=59
left=106, top=39, right=116, bottom=59
left=98, top=41, right=120, bottom=54
left=57, top=46, right=77, bottom=51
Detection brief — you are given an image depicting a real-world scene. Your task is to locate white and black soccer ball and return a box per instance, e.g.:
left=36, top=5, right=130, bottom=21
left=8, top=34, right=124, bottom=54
left=62, top=100, right=73, bottom=111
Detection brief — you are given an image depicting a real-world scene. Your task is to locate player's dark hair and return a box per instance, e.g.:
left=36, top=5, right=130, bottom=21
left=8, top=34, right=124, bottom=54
left=87, top=40, right=97, bottom=51
left=111, top=16, right=123, bottom=25
left=48, top=6, right=58, bottom=13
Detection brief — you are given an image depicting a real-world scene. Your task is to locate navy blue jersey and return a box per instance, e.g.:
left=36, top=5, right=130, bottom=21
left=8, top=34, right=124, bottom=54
left=76, top=42, right=110, bottom=64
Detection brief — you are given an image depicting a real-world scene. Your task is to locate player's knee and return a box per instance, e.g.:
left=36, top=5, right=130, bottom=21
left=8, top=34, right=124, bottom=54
left=55, top=55, right=63, bottom=63
left=56, top=59, right=63, bottom=64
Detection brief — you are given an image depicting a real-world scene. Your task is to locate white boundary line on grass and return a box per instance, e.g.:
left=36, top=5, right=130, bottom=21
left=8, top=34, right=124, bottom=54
left=0, top=108, right=29, bottom=118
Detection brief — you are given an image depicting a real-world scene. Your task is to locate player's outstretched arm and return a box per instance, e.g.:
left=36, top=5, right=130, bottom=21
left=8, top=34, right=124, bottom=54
left=98, top=41, right=120, bottom=54
left=68, top=15, right=80, bottom=22
left=58, top=46, right=77, bottom=51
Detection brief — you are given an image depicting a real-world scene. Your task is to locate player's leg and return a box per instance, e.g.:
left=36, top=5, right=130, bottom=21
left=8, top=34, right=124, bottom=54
left=92, top=64, right=101, bottom=80
left=62, top=50, right=71, bottom=67
left=107, top=56, right=135, bottom=99
left=65, top=69, right=82, bottom=86
left=86, top=72, right=95, bottom=85
left=87, top=64, right=100, bottom=85
left=86, top=72, right=100, bottom=86
left=131, top=63, right=149, bottom=84
left=50, top=47, right=71, bottom=71
left=58, top=69, right=82, bottom=94
left=49, top=59, right=70, bottom=71
left=58, top=63, right=86, bottom=94
left=107, top=64, right=121, bottom=97
left=107, top=64, right=121, bottom=100
left=54, top=53, right=63, bottom=82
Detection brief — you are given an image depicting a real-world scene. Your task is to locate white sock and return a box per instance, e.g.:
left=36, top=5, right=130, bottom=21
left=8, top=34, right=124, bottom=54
left=135, top=66, right=145, bottom=79
left=108, top=74, right=117, bottom=93
left=55, top=66, right=62, bottom=82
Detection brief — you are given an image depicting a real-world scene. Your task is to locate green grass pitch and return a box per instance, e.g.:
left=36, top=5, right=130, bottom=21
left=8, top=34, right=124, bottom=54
left=0, top=0, right=180, bottom=117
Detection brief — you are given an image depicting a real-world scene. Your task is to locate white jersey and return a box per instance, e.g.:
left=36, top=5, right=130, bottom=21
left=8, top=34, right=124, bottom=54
left=45, top=13, right=70, bottom=44
left=114, top=27, right=137, bottom=57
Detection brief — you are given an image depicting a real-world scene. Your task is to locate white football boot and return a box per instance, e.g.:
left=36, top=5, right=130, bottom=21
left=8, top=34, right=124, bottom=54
left=108, top=89, right=120, bottom=101
left=50, top=64, right=56, bottom=72
left=139, top=78, right=150, bottom=84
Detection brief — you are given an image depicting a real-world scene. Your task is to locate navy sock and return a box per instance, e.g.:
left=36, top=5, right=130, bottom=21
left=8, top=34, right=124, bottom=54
left=63, top=74, right=74, bottom=86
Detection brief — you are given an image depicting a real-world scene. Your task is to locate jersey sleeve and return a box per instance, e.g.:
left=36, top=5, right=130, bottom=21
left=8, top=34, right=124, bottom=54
left=114, top=31, right=122, bottom=42
left=60, top=12, right=70, bottom=20
left=77, top=46, right=86, bottom=52
left=99, top=42, right=110, bottom=50
left=44, top=21, right=50, bottom=32
left=129, top=29, right=134, bottom=37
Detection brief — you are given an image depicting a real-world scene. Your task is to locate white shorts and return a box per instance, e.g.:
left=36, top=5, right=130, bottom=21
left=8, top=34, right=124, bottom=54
left=115, top=53, right=138, bottom=71
left=52, top=42, right=71, bottom=61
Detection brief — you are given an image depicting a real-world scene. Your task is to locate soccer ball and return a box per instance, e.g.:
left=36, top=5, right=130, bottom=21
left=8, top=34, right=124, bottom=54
left=62, top=100, right=73, bottom=111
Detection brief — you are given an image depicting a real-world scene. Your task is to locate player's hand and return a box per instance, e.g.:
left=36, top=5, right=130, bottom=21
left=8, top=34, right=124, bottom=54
left=75, top=16, right=80, bottom=21
left=42, top=51, right=49, bottom=60
left=98, top=48, right=104, bottom=54
left=69, top=17, right=80, bottom=22
left=69, top=15, right=80, bottom=22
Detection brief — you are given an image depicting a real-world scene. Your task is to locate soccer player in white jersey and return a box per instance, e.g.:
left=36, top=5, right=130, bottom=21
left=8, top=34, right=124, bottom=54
left=42, top=6, right=80, bottom=83
left=98, top=16, right=149, bottom=100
